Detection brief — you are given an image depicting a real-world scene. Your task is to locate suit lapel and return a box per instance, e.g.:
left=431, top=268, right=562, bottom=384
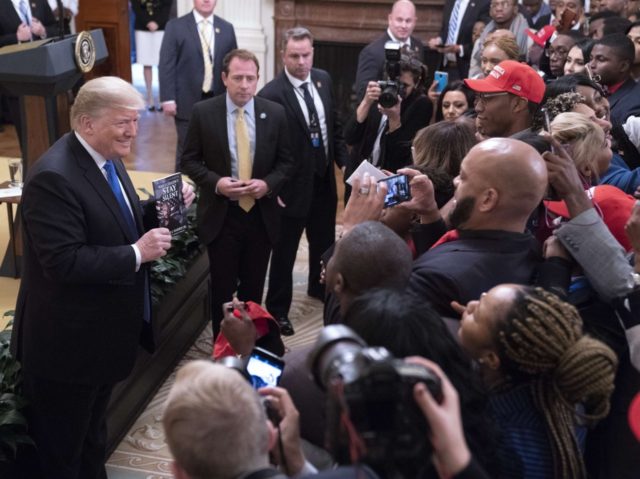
left=282, top=74, right=310, bottom=135
left=69, top=134, right=139, bottom=243
left=215, top=98, right=232, bottom=176
left=114, top=159, right=144, bottom=236
left=188, top=13, right=205, bottom=60
left=212, top=15, right=224, bottom=64
left=254, top=97, right=268, bottom=177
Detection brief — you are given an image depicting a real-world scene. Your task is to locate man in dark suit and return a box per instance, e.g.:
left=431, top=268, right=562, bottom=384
left=159, top=0, right=237, bottom=170
left=258, top=27, right=348, bottom=335
left=590, top=33, right=640, bottom=126
left=10, top=76, right=194, bottom=478
left=426, top=0, right=491, bottom=80
left=0, top=0, right=59, bottom=148
left=181, top=49, right=294, bottom=338
left=354, top=0, right=424, bottom=101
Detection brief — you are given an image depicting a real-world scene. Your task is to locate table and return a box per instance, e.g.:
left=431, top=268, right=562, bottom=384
left=0, top=181, right=22, bottom=278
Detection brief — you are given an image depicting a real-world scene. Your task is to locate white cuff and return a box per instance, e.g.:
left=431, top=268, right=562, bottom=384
left=131, top=244, right=142, bottom=272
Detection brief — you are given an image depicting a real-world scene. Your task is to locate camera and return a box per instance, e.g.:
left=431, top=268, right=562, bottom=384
left=377, top=41, right=406, bottom=109
left=308, top=325, right=443, bottom=478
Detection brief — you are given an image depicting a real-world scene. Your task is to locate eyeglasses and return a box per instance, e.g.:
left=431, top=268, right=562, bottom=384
left=545, top=47, right=570, bottom=58
left=474, top=92, right=509, bottom=105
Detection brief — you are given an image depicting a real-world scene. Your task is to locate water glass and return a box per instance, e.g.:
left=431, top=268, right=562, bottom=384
left=8, top=159, right=23, bottom=188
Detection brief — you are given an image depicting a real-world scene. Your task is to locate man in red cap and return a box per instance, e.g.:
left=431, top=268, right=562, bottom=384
left=464, top=59, right=545, bottom=137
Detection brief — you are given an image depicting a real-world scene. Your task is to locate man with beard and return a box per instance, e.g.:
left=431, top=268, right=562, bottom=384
left=464, top=60, right=545, bottom=138
left=405, top=138, right=548, bottom=317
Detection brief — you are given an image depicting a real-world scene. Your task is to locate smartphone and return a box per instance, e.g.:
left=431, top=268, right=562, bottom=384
left=378, top=174, right=411, bottom=208
left=246, top=347, right=285, bottom=389
left=434, top=71, right=448, bottom=94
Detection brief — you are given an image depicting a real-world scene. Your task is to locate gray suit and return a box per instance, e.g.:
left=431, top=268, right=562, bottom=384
left=159, top=11, right=237, bottom=168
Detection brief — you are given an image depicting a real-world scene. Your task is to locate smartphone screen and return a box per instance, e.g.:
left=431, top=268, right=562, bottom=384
left=434, top=71, right=448, bottom=94
left=379, top=174, right=411, bottom=208
left=246, top=347, right=285, bottom=389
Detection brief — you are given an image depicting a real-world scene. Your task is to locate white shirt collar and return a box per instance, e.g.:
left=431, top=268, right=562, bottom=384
left=284, top=68, right=311, bottom=89
left=193, top=9, right=213, bottom=24
left=226, top=94, right=255, bottom=118
left=387, top=28, right=411, bottom=47
left=74, top=131, right=108, bottom=169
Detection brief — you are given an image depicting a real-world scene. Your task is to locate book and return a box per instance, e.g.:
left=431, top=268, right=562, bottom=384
left=152, top=173, right=187, bottom=235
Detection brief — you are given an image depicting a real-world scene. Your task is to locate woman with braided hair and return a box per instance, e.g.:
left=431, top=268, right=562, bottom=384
left=457, top=284, right=618, bottom=479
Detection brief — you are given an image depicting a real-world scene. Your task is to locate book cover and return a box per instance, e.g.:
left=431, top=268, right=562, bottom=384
left=152, top=173, right=187, bottom=235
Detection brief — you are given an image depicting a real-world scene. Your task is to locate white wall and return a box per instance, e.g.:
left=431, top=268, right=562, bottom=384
left=176, top=0, right=276, bottom=88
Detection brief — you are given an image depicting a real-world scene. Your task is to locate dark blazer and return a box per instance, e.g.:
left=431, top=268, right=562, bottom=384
left=10, top=133, right=154, bottom=385
left=181, top=95, right=294, bottom=245
left=258, top=68, right=348, bottom=218
left=344, top=91, right=432, bottom=175
left=131, top=0, right=173, bottom=31
left=608, top=78, right=640, bottom=126
left=354, top=32, right=425, bottom=101
left=438, top=0, right=491, bottom=77
left=0, top=0, right=59, bottom=47
left=159, top=12, right=237, bottom=120
left=408, top=229, right=541, bottom=318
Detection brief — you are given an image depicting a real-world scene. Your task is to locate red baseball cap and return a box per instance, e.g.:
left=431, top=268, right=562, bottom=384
left=544, top=185, right=636, bottom=252
left=526, top=25, right=556, bottom=47
left=464, top=60, right=546, bottom=104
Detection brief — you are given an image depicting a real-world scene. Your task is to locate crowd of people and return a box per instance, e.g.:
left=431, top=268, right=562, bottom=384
left=5, top=0, right=640, bottom=478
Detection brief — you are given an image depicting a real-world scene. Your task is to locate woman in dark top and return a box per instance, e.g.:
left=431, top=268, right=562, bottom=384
left=344, top=55, right=432, bottom=179
left=132, top=0, right=172, bottom=110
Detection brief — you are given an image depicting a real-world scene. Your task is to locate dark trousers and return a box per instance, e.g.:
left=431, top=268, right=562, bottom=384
left=174, top=117, right=189, bottom=172
left=207, top=204, right=272, bottom=337
left=266, top=176, right=336, bottom=318
left=19, top=372, right=111, bottom=479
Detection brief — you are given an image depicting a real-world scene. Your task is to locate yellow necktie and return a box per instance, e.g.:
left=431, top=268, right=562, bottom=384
left=199, top=20, right=213, bottom=93
left=235, top=108, right=254, bottom=212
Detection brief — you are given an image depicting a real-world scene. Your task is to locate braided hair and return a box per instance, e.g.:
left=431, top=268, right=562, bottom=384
left=496, top=286, right=617, bottom=479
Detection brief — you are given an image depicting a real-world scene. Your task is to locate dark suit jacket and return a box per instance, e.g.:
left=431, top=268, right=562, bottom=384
left=258, top=68, right=348, bottom=218
left=159, top=11, right=237, bottom=120
left=408, top=229, right=541, bottom=318
left=438, top=0, right=491, bottom=77
left=344, top=91, right=432, bottom=175
left=10, top=133, right=154, bottom=385
left=609, top=78, right=640, bottom=126
left=354, top=32, right=425, bottom=101
left=181, top=95, right=294, bottom=245
left=0, top=0, right=59, bottom=47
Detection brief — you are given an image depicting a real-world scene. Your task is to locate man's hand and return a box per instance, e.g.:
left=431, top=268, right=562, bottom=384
left=342, top=173, right=386, bottom=235
left=625, top=201, right=640, bottom=254
left=216, top=177, right=252, bottom=199
left=439, top=44, right=460, bottom=54
left=146, top=21, right=159, bottom=32
left=220, top=298, right=256, bottom=356
left=427, top=37, right=443, bottom=49
left=245, top=179, right=269, bottom=199
left=259, top=387, right=306, bottom=477
left=162, top=102, right=177, bottom=117
left=182, top=181, right=195, bottom=208
left=427, top=80, right=440, bottom=104
left=541, top=133, right=591, bottom=217
left=30, top=18, right=46, bottom=38
left=363, top=81, right=381, bottom=105
left=396, top=168, right=441, bottom=223
left=136, top=228, right=172, bottom=263
left=408, top=356, right=472, bottom=478
left=543, top=235, right=571, bottom=260
left=16, top=23, right=31, bottom=42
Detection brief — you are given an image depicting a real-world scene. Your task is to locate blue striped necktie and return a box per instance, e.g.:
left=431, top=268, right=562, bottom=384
left=446, top=0, right=462, bottom=45
left=19, top=0, right=31, bottom=26
left=103, top=160, right=138, bottom=239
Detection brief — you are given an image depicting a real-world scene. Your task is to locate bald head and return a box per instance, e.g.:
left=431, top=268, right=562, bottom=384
left=451, top=138, right=547, bottom=231
left=388, top=1, right=417, bottom=42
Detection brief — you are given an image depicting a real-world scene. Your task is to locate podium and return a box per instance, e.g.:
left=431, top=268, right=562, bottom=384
left=0, top=29, right=108, bottom=174
left=0, top=30, right=107, bottom=277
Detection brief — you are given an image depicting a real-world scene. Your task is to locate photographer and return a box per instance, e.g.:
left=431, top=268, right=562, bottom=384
left=345, top=54, right=432, bottom=183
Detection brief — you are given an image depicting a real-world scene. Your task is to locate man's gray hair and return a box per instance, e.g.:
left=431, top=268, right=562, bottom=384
left=282, top=26, right=314, bottom=50
left=70, top=76, right=144, bottom=129
left=163, top=360, right=270, bottom=479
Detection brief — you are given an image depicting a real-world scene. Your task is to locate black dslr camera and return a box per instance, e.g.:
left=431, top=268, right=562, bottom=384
left=308, top=325, right=443, bottom=478
left=377, top=41, right=406, bottom=109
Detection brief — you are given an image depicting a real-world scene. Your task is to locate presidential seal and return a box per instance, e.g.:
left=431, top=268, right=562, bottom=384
left=74, top=31, right=96, bottom=73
